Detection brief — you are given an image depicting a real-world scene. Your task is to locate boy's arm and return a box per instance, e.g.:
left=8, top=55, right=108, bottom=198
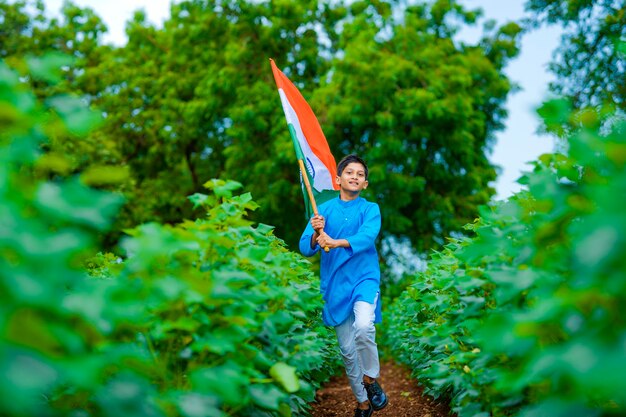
left=315, top=232, right=349, bottom=249
left=299, top=220, right=321, bottom=257
left=315, top=204, right=381, bottom=253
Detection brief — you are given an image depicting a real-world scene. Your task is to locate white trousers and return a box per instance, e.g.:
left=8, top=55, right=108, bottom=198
left=334, top=297, right=380, bottom=403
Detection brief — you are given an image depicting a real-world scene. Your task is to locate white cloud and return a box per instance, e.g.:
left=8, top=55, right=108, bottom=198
left=43, top=0, right=172, bottom=46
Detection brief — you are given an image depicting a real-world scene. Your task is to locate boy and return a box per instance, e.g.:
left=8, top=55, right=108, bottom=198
left=299, top=154, right=388, bottom=417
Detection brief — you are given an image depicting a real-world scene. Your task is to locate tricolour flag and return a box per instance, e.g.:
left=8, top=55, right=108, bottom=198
left=270, top=59, right=339, bottom=218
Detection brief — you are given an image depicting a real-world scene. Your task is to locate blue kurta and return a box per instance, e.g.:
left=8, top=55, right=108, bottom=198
left=299, top=196, right=382, bottom=327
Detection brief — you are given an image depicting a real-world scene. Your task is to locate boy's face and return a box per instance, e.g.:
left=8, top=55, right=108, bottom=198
left=336, top=162, right=368, bottom=194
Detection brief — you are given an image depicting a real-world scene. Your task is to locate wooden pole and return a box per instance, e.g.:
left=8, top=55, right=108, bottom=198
left=298, top=159, right=330, bottom=252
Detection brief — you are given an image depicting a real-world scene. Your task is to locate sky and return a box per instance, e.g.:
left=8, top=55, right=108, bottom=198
left=43, top=0, right=562, bottom=200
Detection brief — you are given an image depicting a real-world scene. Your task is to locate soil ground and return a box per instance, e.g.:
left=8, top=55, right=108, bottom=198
left=309, top=361, right=452, bottom=417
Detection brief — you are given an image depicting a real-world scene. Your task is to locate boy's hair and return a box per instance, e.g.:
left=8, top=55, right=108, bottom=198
left=337, top=154, right=369, bottom=179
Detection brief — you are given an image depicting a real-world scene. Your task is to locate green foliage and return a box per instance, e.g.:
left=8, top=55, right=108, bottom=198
left=315, top=1, right=521, bottom=252
left=3, top=0, right=522, bottom=259
left=1, top=57, right=338, bottom=417
left=526, top=0, right=625, bottom=109
left=0, top=0, right=124, bottom=232
left=384, top=101, right=626, bottom=416
left=97, top=180, right=340, bottom=416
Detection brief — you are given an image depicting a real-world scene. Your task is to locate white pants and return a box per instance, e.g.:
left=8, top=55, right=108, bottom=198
left=335, top=297, right=380, bottom=403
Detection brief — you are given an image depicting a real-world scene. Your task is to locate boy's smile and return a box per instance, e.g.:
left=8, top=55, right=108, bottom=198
left=336, top=162, right=368, bottom=199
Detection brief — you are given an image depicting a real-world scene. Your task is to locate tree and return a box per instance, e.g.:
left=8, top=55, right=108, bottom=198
left=0, top=0, right=120, bottom=176
left=153, top=0, right=521, bottom=253
left=7, top=0, right=522, bottom=258
left=1, top=0, right=110, bottom=98
left=526, top=0, right=626, bottom=109
left=82, top=0, right=345, bottom=235
left=310, top=0, right=522, bottom=252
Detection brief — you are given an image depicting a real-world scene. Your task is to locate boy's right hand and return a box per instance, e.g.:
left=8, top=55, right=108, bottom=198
left=311, top=214, right=325, bottom=231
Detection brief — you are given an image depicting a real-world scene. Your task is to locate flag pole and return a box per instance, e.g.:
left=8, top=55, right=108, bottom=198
left=298, top=159, right=319, bottom=215
left=298, top=159, right=330, bottom=253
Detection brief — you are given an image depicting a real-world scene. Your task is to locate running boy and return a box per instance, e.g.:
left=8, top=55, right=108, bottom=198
left=299, top=154, right=388, bottom=417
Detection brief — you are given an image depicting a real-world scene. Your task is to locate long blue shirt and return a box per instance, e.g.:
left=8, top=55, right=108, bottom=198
left=299, top=196, right=382, bottom=327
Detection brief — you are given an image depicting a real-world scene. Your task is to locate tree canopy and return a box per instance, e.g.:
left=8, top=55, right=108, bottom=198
left=2, top=0, right=523, bottom=256
left=526, top=0, right=625, bottom=110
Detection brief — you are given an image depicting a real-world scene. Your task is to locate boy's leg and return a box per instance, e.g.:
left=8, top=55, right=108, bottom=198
left=352, top=300, right=380, bottom=379
left=353, top=296, right=388, bottom=411
left=335, top=315, right=369, bottom=404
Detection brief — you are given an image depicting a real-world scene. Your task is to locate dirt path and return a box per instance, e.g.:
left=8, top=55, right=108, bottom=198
left=309, top=361, right=451, bottom=417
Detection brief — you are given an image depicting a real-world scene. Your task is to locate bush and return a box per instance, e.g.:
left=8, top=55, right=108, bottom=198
left=0, top=55, right=338, bottom=417
left=385, top=101, right=626, bottom=416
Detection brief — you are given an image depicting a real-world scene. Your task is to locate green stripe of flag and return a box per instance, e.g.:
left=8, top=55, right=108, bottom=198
left=287, top=123, right=338, bottom=218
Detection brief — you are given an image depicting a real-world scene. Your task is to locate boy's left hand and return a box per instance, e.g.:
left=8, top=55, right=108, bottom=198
left=316, top=231, right=339, bottom=249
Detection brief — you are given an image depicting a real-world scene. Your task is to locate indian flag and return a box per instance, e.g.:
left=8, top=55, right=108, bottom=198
left=270, top=59, right=339, bottom=218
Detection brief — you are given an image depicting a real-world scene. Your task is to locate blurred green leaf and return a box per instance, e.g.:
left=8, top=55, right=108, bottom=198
left=190, top=363, right=248, bottom=406
left=187, top=193, right=208, bottom=208
left=80, top=165, right=129, bottom=186
left=203, top=179, right=243, bottom=199
left=47, top=95, right=102, bottom=136
left=176, top=394, right=222, bottom=417
left=25, top=53, right=74, bottom=84
left=35, top=180, right=123, bottom=230
left=249, top=384, right=285, bottom=410
left=270, top=362, right=300, bottom=393
left=537, top=99, right=572, bottom=133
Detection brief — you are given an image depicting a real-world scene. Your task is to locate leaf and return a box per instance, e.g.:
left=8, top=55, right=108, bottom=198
left=192, top=329, right=240, bottom=355
left=574, top=226, right=619, bottom=267
left=269, top=362, right=300, bottom=393
left=203, top=179, right=243, bottom=198
left=255, top=223, right=275, bottom=235
left=47, top=95, right=102, bottom=135
left=487, top=268, right=537, bottom=291
left=80, top=165, right=129, bottom=186
left=26, top=52, right=74, bottom=84
left=35, top=180, right=124, bottom=230
left=190, top=363, right=248, bottom=406
left=188, top=193, right=209, bottom=208
left=177, top=393, right=222, bottom=417
left=249, top=384, right=286, bottom=410
left=278, top=402, right=293, bottom=417
left=537, top=98, right=572, bottom=131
